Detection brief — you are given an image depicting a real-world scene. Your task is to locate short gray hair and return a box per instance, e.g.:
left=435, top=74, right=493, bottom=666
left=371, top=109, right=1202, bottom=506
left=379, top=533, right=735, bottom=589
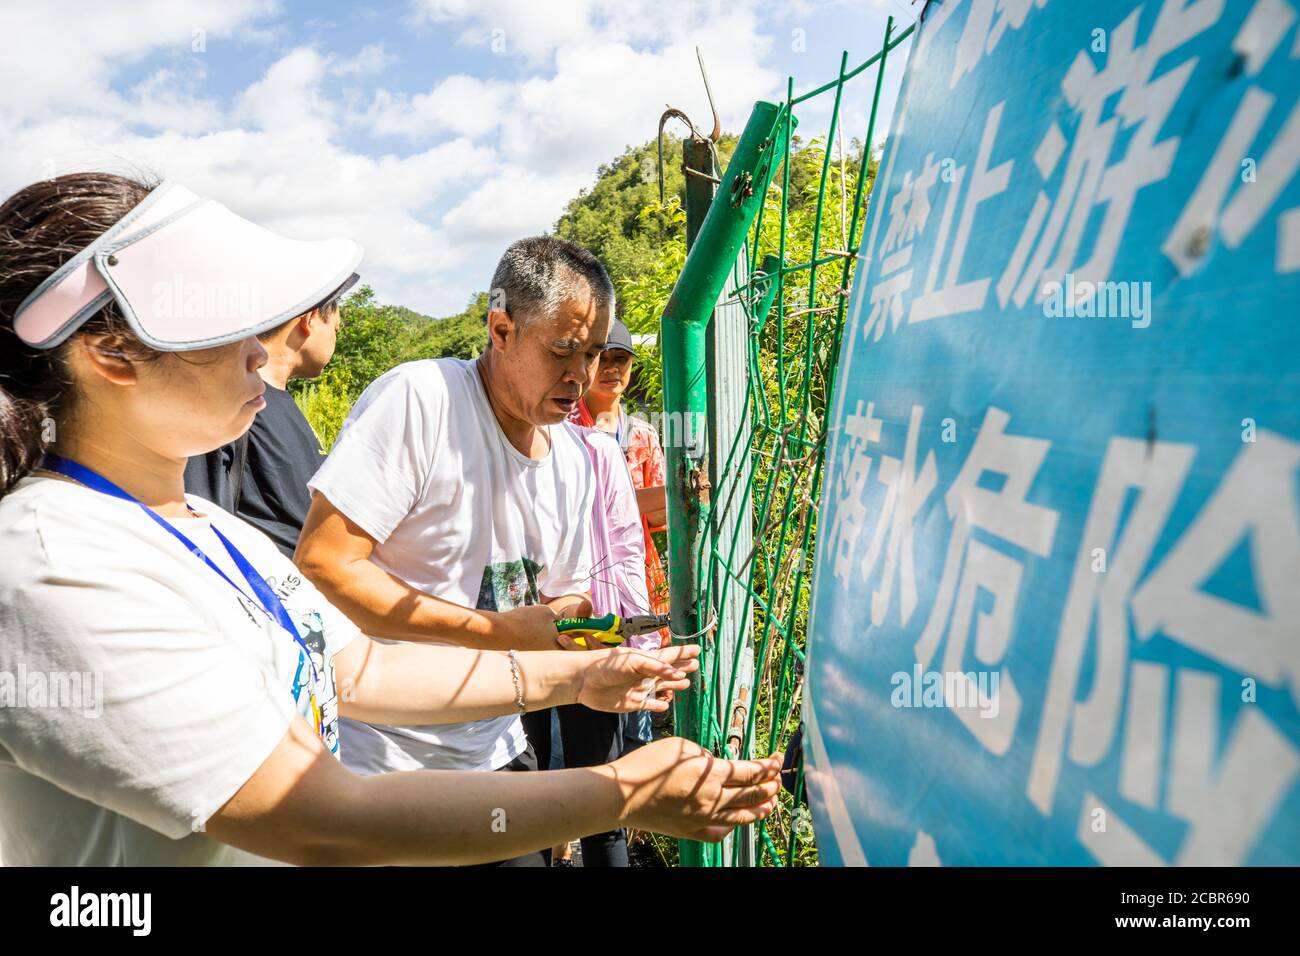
left=487, top=236, right=614, bottom=331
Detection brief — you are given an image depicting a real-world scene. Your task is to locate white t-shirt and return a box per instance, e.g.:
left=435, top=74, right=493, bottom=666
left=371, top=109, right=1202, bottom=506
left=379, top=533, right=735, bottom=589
left=308, top=357, right=595, bottom=773
left=0, top=475, right=360, bottom=866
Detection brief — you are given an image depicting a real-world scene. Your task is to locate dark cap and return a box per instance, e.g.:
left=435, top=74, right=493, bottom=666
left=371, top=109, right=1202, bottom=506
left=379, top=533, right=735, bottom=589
left=602, top=319, right=635, bottom=355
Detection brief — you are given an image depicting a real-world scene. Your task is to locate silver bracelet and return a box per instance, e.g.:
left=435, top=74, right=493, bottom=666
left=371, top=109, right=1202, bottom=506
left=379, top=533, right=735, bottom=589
left=507, top=650, right=525, bottom=715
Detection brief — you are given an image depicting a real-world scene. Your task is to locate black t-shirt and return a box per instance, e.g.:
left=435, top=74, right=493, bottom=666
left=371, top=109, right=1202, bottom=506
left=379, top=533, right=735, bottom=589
left=184, top=383, right=326, bottom=558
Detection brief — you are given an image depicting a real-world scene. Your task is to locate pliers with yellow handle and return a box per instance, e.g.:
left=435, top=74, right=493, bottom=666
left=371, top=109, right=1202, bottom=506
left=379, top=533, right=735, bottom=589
left=554, top=612, right=671, bottom=647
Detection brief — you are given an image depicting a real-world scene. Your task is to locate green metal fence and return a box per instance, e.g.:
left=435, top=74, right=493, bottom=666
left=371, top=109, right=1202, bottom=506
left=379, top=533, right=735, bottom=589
left=660, top=16, right=915, bottom=866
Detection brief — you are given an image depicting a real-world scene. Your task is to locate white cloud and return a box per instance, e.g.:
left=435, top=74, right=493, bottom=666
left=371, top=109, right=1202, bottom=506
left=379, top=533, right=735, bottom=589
left=235, top=47, right=333, bottom=135
left=126, top=67, right=225, bottom=134
left=367, top=3, right=781, bottom=158
left=0, top=0, right=278, bottom=125
left=441, top=166, right=589, bottom=243
left=1, top=28, right=497, bottom=314
left=407, top=0, right=773, bottom=67
left=386, top=0, right=783, bottom=173
left=345, top=2, right=782, bottom=310
left=361, top=75, right=510, bottom=140
left=332, top=43, right=398, bottom=77
left=498, top=19, right=778, bottom=176
left=408, top=0, right=599, bottom=64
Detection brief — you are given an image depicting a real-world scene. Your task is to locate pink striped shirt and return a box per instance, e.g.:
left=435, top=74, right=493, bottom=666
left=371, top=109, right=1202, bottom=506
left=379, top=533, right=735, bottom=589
left=572, top=426, right=657, bottom=649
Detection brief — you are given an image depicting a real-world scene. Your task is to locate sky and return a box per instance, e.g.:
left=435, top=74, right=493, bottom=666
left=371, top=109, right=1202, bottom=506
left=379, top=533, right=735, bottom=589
left=0, top=0, right=917, bottom=316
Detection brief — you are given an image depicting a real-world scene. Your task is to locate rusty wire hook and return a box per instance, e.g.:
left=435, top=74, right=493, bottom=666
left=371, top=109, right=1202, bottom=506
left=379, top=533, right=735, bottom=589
left=656, top=47, right=724, bottom=204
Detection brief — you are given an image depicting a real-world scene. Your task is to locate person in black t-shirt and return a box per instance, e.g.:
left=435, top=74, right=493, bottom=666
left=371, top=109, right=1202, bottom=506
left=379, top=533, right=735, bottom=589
left=184, top=273, right=359, bottom=557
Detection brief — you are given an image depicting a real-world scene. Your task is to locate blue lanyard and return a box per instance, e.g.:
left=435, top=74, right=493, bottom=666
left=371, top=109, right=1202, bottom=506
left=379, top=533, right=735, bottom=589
left=40, top=454, right=324, bottom=732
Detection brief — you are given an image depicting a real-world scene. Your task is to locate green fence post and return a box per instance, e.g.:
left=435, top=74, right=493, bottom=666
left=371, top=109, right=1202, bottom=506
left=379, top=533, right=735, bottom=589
left=661, top=99, right=792, bottom=866
left=684, top=138, right=715, bottom=249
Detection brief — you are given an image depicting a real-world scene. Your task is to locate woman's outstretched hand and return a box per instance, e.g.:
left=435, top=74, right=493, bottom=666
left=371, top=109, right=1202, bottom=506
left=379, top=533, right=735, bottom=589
left=613, top=738, right=784, bottom=842
left=574, top=644, right=700, bottom=713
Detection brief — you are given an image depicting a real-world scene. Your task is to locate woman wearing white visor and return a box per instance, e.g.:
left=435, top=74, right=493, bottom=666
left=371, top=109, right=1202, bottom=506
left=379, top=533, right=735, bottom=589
left=0, top=172, right=780, bottom=866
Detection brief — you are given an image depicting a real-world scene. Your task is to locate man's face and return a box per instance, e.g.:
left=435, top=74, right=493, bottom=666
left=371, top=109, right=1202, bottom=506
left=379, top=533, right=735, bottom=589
left=489, top=290, right=612, bottom=425
left=300, top=302, right=341, bottom=378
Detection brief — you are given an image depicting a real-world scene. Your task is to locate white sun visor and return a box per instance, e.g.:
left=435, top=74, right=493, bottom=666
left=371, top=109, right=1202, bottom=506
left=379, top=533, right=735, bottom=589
left=14, top=180, right=364, bottom=351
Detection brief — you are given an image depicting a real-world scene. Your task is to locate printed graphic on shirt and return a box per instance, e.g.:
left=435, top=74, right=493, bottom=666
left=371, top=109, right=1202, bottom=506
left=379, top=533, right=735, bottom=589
left=232, top=570, right=343, bottom=759
left=476, top=557, right=542, bottom=612
left=292, top=611, right=341, bottom=757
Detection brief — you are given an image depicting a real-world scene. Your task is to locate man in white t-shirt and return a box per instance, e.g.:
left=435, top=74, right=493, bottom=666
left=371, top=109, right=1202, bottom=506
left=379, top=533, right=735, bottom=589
left=295, top=236, right=613, bottom=866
